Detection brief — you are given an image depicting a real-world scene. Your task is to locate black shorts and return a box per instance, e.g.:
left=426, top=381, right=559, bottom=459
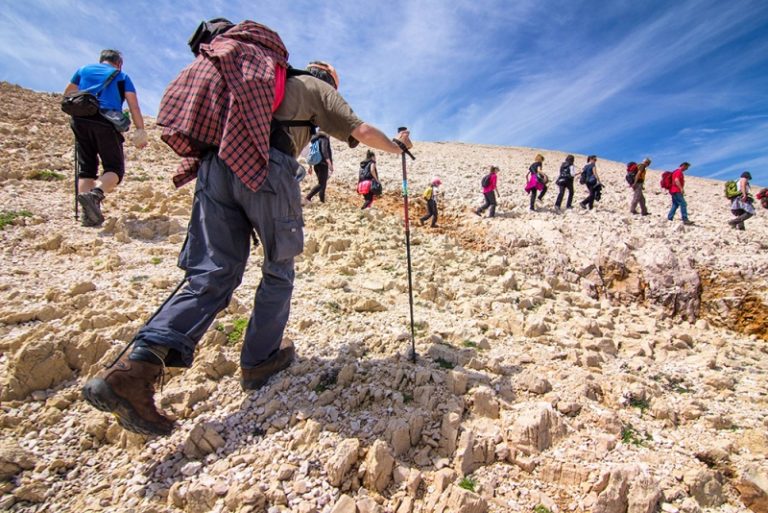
left=70, top=116, right=125, bottom=182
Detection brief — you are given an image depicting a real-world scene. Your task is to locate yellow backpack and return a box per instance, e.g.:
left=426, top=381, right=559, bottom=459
left=423, top=186, right=433, bottom=200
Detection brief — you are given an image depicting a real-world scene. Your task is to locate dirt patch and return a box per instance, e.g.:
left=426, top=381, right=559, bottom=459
left=338, top=189, right=497, bottom=253
left=699, top=270, right=768, bottom=341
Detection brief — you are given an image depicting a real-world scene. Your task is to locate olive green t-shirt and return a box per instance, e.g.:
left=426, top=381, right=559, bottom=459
left=274, top=75, right=363, bottom=157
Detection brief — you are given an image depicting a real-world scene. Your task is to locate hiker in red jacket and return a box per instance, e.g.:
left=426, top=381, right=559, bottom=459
left=82, top=20, right=412, bottom=437
left=667, top=162, right=694, bottom=225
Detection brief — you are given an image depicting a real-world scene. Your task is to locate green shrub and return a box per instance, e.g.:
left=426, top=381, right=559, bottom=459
left=0, top=210, right=32, bottom=230
left=458, top=476, right=476, bottom=492
left=621, top=424, right=650, bottom=446
left=29, top=170, right=65, bottom=181
left=226, top=318, right=249, bottom=345
left=629, top=397, right=650, bottom=414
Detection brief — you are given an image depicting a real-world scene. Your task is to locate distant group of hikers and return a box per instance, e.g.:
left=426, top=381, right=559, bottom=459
left=60, top=19, right=761, bottom=438
left=464, top=155, right=763, bottom=231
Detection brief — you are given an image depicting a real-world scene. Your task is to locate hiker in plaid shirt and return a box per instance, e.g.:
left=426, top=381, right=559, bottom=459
left=82, top=20, right=412, bottom=436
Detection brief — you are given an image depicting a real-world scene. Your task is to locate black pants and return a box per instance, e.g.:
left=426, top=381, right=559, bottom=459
left=581, top=184, right=597, bottom=210
left=420, top=199, right=438, bottom=226
left=71, top=116, right=125, bottom=181
left=306, top=164, right=328, bottom=202
left=529, top=184, right=547, bottom=210
left=477, top=191, right=497, bottom=217
left=555, top=180, right=574, bottom=208
left=361, top=192, right=374, bottom=209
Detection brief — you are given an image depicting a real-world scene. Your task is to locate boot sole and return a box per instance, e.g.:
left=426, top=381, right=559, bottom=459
left=82, top=378, right=173, bottom=437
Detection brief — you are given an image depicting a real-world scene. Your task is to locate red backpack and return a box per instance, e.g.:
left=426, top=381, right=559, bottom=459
left=660, top=171, right=673, bottom=190
left=625, top=162, right=638, bottom=186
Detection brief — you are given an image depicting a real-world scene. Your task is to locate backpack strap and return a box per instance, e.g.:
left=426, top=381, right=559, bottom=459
left=93, top=69, right=120, bottom=97
left=269, top=66, right=319, bottom=154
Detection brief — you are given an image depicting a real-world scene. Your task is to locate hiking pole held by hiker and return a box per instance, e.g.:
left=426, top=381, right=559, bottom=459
left=394, top=127, right=417, bottom=362
left=74, top=144, right=79, bottom=221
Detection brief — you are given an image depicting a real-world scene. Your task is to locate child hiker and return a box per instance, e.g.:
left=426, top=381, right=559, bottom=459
left=420, top=176, right=441, bottom=227
left=475, top=165, right=499, bottom=218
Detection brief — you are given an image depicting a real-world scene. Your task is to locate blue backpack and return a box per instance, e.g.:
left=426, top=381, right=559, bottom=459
left=307, top=139, right=323, bottom=166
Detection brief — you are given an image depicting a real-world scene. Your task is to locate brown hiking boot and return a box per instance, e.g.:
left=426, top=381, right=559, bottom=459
left=241, top=339, right=295, bottom=391
left=82, top=356, right=175, bottom=436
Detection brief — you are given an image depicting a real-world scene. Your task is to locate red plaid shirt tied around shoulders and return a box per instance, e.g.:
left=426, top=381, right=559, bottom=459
left=157, top=21, right=289, bottom=192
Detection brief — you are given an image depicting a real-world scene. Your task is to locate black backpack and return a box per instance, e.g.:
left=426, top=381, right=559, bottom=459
left=580, top=164, right=592, bottom=185
left=359, top=161, right=373, bottom=182
left=481, top=174, right=492, bottom=188
left=188, top=18, right=235, bottom=55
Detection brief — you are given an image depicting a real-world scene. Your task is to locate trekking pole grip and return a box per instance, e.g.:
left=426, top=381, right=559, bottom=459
left=393, top=139, right=415, bottom=160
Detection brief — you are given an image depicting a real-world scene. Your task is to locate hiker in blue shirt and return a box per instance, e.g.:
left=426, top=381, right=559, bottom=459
left=64, top=49, right=147, bottom=226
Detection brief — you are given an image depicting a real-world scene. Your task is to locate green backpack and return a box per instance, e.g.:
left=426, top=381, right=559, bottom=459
left=724, top=180, right=740, bottom=199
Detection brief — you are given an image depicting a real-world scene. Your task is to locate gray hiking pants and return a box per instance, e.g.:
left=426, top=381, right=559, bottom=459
left=630, top=183, right=647, bottom=214
left=133, top=150, right=304, bottom=368
left=729, top=209, right=753, bottom=230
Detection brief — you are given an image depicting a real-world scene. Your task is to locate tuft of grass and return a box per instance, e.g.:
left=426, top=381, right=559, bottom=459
left=314, top=370, right=338, bottom=394
left=0, top=210, right=32, bottom=230
left=462, top=340, right=479, bottom=349
left=226, top=317, right=249, bottom=345
left=132, top=174, right=152, bottom=182
left=533, top=506, right=552, bottom=513
left=149, top=257, right=162, bottom=265
left=30, top=169, right=66, bottom=181
left=402, top=392, right=413, bottom=404
left=325, top=301, right=341, bottom=313
left=435, top=357, right=455, bottom=370
left=458, top=476, right=476, bottom=492
left=621, top=424, right=650, bottom=447
left=413, top=321, right=428, bottom=336
left=629, top=397, right=650, bottom=414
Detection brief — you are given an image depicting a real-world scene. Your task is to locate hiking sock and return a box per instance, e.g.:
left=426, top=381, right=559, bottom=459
left=91, top=187, right=105, bottom=200
left=129, top=344, right=169, bottom=365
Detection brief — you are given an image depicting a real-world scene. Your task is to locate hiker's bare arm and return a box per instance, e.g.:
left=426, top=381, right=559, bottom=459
left=370, top=162, right=379, bottom=181
left=351, top=123, right=402, bottom=154
left=64, top=83, right=78, bottom=95
left=741, top=177, right=748, bottom=200
left=125, top=92, right=145, bottom=131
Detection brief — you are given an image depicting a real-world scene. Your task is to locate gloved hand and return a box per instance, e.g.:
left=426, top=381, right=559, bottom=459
left=132, top=128, right=148, bottom=149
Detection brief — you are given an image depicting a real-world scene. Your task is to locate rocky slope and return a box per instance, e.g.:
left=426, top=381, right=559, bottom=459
left=1, top=81, right=767, bottom=513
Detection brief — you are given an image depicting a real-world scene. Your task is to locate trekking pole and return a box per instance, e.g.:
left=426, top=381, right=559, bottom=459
left=104, top=276, right=187, bottom=368
left=397, top=139, right=417, bottom=363
left=73, top=144, right=79, bottom=221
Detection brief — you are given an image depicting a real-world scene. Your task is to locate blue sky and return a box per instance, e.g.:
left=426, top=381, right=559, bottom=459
left=2, top=0, right=768, bottom=185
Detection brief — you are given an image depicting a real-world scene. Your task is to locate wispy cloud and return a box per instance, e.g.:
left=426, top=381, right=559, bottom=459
left=1, top=0, right=767, bottom=184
